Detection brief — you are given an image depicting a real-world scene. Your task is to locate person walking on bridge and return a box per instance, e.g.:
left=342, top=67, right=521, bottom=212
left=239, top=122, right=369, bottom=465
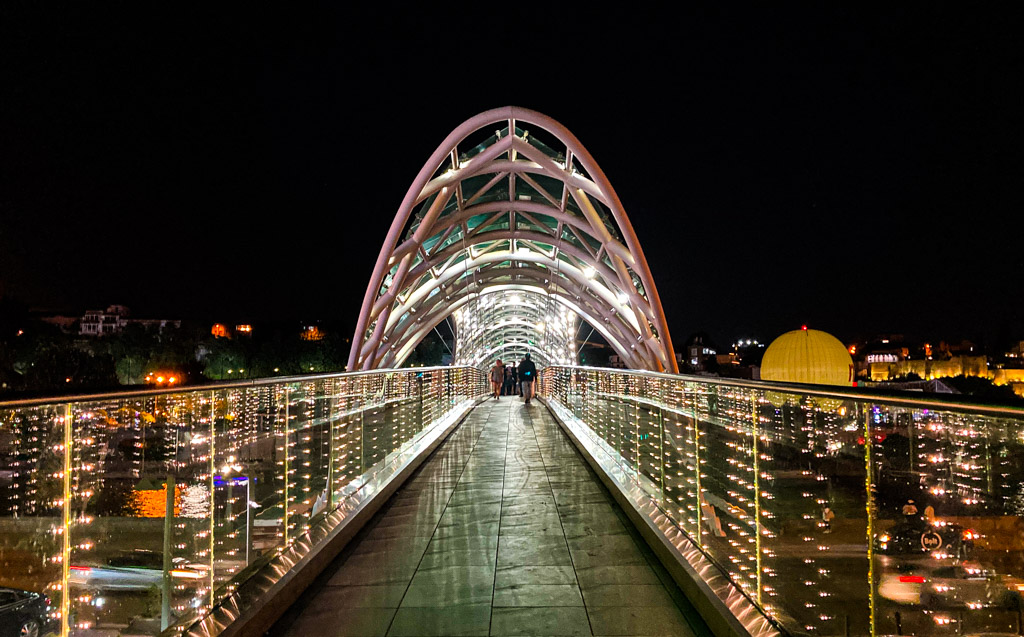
left=503, top=364, right=514, bottom=396
left=518, top=354, right=537, bottom=405
left=490, top=359, right=504, bottom=399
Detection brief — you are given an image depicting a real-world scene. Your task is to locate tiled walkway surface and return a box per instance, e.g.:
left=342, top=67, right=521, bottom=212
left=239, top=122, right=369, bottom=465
left=270, top=399, right=711, bottom=637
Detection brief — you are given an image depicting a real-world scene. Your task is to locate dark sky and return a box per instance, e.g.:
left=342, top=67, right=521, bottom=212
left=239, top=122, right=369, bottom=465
left=1, top=5, right=1022, bottom=348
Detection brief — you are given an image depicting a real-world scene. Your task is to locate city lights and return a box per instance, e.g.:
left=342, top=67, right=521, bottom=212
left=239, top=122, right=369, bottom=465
left=145, top=372, right=181, bottom=386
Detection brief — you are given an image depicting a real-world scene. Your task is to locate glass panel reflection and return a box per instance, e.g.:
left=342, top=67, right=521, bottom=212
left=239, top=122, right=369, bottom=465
left=0, top=366, right=486, bottom=636
left=540, top=366, right=1024, bottom=637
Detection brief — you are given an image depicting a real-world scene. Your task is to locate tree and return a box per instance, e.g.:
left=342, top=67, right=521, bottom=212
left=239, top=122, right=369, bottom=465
left=201, top=337, right=248, bottom=380
left=943, top=375, right=1024, bottom=406
left=405, top=332, right=447, bottom=367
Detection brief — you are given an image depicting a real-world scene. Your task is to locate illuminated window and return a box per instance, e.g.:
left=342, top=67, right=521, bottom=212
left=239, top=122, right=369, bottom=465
left=301, top=326, right=325, bottom=341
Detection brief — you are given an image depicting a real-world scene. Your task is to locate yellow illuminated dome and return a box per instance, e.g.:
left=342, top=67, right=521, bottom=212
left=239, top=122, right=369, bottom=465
left=761, top=327, right=854, bottom=386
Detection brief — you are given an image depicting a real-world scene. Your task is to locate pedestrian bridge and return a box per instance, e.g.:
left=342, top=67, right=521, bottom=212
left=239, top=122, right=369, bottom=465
left=2, top=108, right=1024, bottom=637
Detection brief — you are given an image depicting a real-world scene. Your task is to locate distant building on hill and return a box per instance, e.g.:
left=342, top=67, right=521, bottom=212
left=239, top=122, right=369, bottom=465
left=869, top=355, right=989, bottom=382
left=678, top=332, right=718, bottom=372
left=79, top=305, right=180, bottom=336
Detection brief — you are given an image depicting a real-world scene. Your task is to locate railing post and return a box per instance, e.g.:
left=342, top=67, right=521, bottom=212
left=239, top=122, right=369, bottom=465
left=360, top=381, right=366, bottom=475
left=245, top=470, right=252, bottom=567
left=208, top=391, right=216, bottom=608
left=633, top=382, right=640, bottom=477
left=61, top=403, right=72, bottom=637
left=283, top=386, right=290, bottom=547
left=751, top=392, right=762, bottom=606
left=865, top=405, right=877, bottom=637
left=161, top=474, right=175, bottom=631
left=658, top=381, right=665, bottom=506
left=328, top=380, right=336, bottom=511
left=689, top=383, right=702, bottom=549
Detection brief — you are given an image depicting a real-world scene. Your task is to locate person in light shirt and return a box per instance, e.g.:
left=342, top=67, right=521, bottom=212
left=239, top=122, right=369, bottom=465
left=901, top=499, right=918, bottom=519
left=489, top=360, right=504, bottom=399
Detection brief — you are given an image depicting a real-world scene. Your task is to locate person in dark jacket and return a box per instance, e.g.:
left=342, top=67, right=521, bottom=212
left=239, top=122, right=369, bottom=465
left=518, top=354, right=537, bottom=404
left=503, top=364, right=514, bottom=395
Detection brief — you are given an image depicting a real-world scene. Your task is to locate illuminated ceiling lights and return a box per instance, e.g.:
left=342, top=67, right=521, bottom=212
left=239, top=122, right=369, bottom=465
left=452, top=289, right=575, bottom=369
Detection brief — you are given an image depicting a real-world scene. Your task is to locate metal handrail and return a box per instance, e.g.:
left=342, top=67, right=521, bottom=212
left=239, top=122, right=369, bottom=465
left=542, top=365, right=1024, bottom=418
left=0, top=365, right=479, bottom=409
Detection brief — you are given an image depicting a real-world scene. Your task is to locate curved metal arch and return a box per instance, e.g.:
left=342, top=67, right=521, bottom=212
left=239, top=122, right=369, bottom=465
left=451, top=290, right=576, bottom=370
left=389, top=289, right=573, bottom=370
left=389, top=263, right=642, bottom=354
left=403, top=228, right=650, bottom=318
left=351, top=106, right=677, bottom=372
left=382, top=281, right=646, bottom=372
left=376, top=267, right=647, bottom=371
left=382, top=281, right=648, bottom=372
left=378, top=246, right=643, bottom=346
left=418, top=199, right=637, bottom=267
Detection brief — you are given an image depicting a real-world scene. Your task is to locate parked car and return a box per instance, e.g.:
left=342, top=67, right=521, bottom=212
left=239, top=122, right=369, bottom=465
left=70, top=549, right=205, bottom=591
left=921, top=564, right=1021, bottom=609
left=875, top=518, right=976, bottom=558
left=0, top=587, right=55, bottom=637
left=879, top=562, right=1021, bottom=609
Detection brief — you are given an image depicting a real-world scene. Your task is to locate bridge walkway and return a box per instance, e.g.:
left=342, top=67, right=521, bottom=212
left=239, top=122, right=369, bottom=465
left=270, top=398, right=710, bottom=637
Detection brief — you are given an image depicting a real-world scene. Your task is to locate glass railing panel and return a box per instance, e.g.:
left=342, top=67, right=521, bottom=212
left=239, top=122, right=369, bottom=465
left=238, top=384, right=286, bottom=572
left=578, top=368, right=588, bottom=421
left=399, top=372, right=420, bottom=449
left=359, top=374, right=386, bottom=471
left=386, top=373, right=407, bottom=458
left=62, top=392, right=216, bottom=634
left=420, top=371, right=438, bottom=434
left=0, top=404, right=67, bottom=634
left=0, top=366, right=487, bottom=636
left=636, top=376, right=666, bottom=506
left=299, top=379, right=335, bottom=536
left=256, top=384, right=288, bottom=558
left=866, top=404, right=1024, bottom=636
left=539, top=366, right=1024, bottom=637
left=697, top=383, right=761, bottom=601
left=753, top=389, right=872, bottom=634
left=563, top=367, right=581, bottom=420
left=450, top=368, right=462, bottom=407
left=209, top=386, right=252, bottom=603
left=662, top=380, right=702, bottom=543
left=610, top=372, right=636, bottom=475
left=580, top=370, right=602, bottom=453
left=331, top=377, right=361, bottom=503
left=616, top=379, right=638, bottom=478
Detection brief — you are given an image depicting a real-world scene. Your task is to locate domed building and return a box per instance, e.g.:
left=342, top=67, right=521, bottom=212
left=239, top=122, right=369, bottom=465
left=761, top=326, right=854, bottom=386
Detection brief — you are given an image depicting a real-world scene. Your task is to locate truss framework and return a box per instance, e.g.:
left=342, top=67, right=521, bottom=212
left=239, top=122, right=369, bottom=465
left=452, top=290, right=576, bottom=370
left=349, top=106, right=677, bottom=372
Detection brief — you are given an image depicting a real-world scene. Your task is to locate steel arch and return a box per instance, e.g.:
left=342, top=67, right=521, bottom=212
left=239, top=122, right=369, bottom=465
left=350, top=106, right=677, bottom=372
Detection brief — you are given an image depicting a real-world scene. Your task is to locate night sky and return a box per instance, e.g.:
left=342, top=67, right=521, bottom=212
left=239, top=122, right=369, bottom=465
left=1, top=5, right=1022, bottom=349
